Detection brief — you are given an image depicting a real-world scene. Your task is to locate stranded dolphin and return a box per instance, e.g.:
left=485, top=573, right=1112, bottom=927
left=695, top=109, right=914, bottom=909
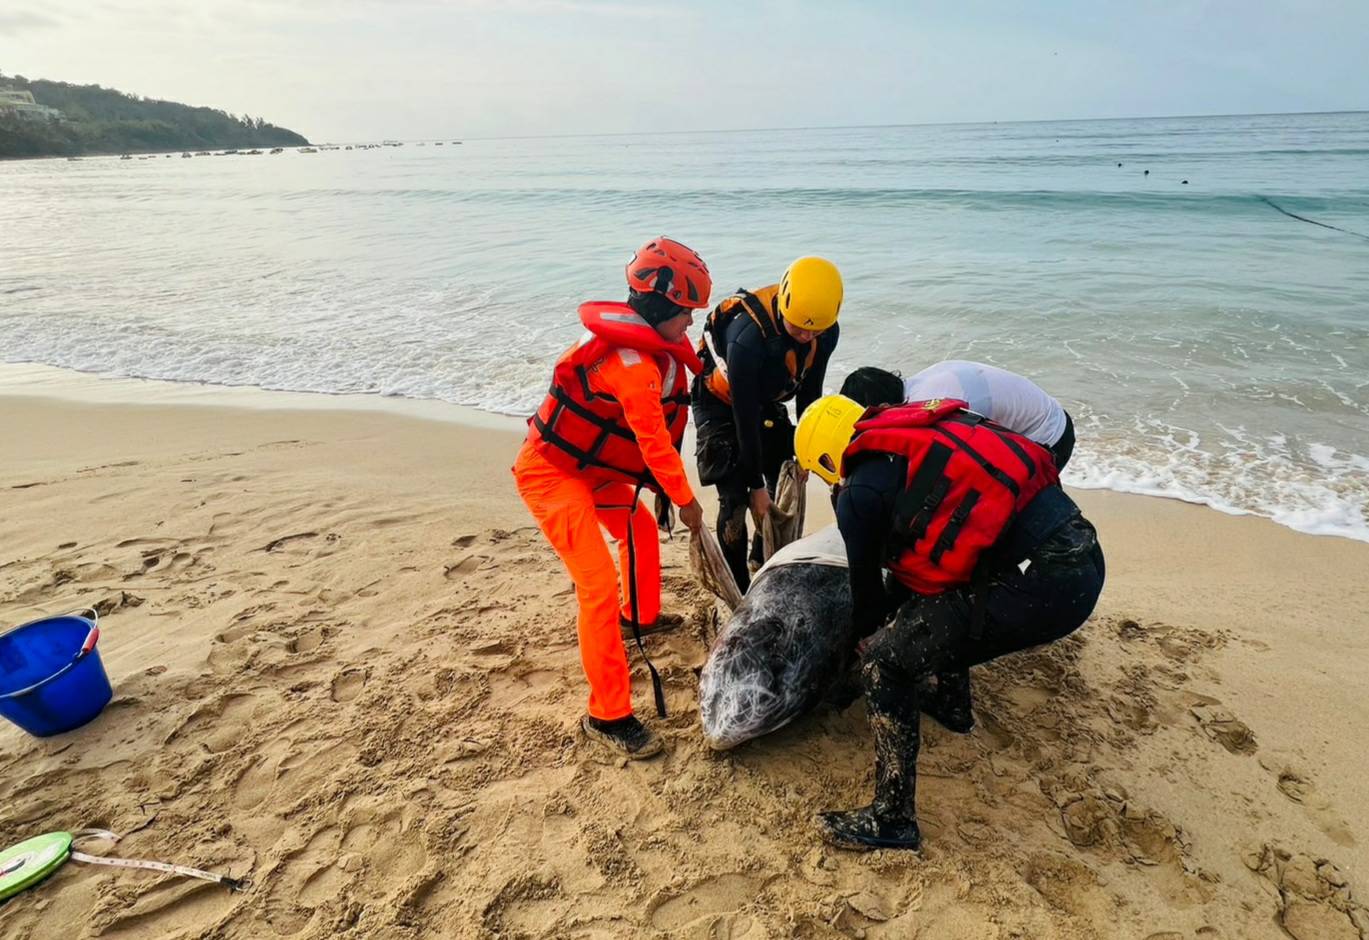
left=698, top=525, right=854, bottom=750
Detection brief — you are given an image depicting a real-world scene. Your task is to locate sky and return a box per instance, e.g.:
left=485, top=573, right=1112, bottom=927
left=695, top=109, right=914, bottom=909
left=2, top=1, right=1367, bottom=141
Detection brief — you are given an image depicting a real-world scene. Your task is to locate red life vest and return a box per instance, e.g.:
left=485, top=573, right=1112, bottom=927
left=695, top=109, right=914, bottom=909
left=842, top=398, right=1061, bottom=595
left=527, top=301, right=702, bottom=494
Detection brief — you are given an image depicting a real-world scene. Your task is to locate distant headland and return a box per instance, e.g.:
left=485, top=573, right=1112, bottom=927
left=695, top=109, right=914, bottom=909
left=0, top=72, right=309, bottom=159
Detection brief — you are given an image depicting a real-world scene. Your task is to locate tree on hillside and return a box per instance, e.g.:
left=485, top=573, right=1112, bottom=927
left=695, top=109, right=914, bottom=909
left=0, top=70, right=309, bottom=158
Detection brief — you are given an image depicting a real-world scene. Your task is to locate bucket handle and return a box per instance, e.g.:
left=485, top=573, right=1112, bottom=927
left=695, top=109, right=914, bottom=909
left=0, top=607, right=102, bottom=701
left=75, top=607, right=101, bottom=657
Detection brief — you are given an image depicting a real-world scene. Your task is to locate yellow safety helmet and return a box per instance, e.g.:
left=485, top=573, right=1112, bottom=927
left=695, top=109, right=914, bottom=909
left=794, top=394, right=866, bottom=485
left=778, top=256, right=843, bottom=332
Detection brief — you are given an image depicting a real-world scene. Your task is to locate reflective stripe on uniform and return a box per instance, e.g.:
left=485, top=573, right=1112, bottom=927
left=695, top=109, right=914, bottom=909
left=600, top=311, right=650, bottom=326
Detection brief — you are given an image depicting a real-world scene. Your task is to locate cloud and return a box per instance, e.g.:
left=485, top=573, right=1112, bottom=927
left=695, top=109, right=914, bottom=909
left=0, top=10, right=63, bottom=35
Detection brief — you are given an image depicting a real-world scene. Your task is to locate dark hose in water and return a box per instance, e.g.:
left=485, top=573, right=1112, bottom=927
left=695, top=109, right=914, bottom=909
left=1257, top=195, right=1369, bottom=243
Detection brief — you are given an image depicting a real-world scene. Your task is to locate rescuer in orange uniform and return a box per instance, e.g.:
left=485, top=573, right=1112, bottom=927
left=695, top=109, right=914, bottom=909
left=513, top=237, right=711, bottom=758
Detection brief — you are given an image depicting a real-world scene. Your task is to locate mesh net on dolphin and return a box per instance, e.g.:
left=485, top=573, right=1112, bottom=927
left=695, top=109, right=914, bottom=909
left=699, top=525, right=852, bottom=749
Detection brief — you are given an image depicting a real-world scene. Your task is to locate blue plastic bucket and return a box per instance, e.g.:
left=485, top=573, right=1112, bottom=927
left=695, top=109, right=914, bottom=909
left=0, top=609, right=112, bottom=737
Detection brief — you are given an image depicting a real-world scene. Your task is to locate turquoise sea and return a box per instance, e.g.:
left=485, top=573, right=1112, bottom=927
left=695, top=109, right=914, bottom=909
left=2, top=111, right=1367, bottom=539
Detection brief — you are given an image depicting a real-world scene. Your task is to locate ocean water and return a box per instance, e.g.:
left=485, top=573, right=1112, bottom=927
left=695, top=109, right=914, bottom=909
left=3, top=113, right=1368, bottom=540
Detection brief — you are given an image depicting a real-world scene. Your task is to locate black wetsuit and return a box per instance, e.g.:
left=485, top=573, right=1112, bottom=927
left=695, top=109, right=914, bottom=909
left=833, top=454, right=1104, bottom=834
left=692, top=312, right=839, bottom=592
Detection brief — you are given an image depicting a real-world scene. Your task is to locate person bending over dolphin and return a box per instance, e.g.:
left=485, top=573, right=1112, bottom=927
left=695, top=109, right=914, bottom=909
left=840, top=361, right=1075, bottom=471
left=838, top=360, right=1079, bottom=734
left=794, top=395, right=1104, bottom=851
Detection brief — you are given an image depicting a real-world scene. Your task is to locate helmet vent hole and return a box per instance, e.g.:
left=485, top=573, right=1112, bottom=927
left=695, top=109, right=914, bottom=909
left=819, top=454, right=837, bottom=474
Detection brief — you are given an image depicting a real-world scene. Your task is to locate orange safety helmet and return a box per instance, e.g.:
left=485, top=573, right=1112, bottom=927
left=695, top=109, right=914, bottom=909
left=627, top=237, right=712, bottom=310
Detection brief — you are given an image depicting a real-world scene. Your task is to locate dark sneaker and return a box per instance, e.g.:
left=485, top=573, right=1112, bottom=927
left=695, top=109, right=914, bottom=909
left=618, top=612, right=684, bottom=639
left=817, top=805, right=922, bottom=852
left=581, top=714, right=663, bottom=759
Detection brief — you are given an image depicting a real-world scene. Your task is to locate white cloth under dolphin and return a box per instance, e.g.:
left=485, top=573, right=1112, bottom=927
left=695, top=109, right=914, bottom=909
left=755, top=523, right=847, bottom=577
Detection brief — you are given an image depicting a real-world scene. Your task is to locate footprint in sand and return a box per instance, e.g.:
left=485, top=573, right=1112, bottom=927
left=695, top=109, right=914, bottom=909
left=1049, top=783, right=1189, bottom=869
left=341, top=809, right=426, bottom=879
left=288, top=626, right=326, bottom=655
left=234, top=754, right=277, bottom=810
left=1246, top=843, right=1366, bottom=940
left=649, top=874, right=759, bottom=931
left=331, top=670, right=366, bottom=703
left=1189, top=702, right=1258, bottom=754
left=94, top=591, right=146, bottom=616
left=138, top=550, right=197, bottom=574
left=218, top=620, right=261, bottom=644
left=165, top=693, right=257, bottom=754
left=55, top=561, right=121, bottom=584
left=94, top=874, right=241, bottom=939
left=443, top=554, right=491, bottom=579
left=1263, top=759, right=1357, bottom=847
left=233, top=734, right=344, bottom=811
left=452, top=534, right=478, bottom=549
left=266, top=826, right=348, bottom=934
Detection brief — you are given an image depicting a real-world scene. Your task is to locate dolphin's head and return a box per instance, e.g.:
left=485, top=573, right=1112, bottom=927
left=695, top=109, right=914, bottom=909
left=698, top=614, right=797, bottom=750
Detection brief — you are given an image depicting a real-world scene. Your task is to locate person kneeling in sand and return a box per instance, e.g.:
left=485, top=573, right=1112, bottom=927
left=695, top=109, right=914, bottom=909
left=838, top=361, right=1079, bottom=744
left=513, top=238, right=709, bottom=759
left=795, top=395, right=1104, bottom=850
left=840, top=361, right=1075, bottom=471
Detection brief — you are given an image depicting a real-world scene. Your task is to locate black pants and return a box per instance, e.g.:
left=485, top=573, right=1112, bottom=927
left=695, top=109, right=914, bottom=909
left=859, top=515, right=1105, bottom=817
left=1050, top=411, right=1075, bottom=472
left=693, top=400, right=793, bottom=593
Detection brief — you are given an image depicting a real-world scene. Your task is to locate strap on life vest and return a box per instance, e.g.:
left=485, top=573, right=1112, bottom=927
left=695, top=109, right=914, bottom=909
left=889, top=441, right=954, bottom=554
left=701, top=288, right=818, bottom=404
left=530, top=371, right=689, bottom=493
left=701, top=290, right=773, bottom=388
left=735, top=290, right=778, bottom=338
left=848, top=399, right=1061, bottom=596
left=528, top=301, right=696, bottom=493
left=884, top=414, right=1030, bottom=563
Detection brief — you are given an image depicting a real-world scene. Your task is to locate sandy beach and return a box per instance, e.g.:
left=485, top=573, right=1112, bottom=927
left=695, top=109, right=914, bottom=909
left=2, top=376, right=1368, bottom=940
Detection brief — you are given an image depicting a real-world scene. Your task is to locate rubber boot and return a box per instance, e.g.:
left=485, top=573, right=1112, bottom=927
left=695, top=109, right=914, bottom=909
left=920, top=669, right=975, bottom=734
left=581, top=714, right=663, bottom=759
left=817, top=708, right=922, bottom=851
left=717, top=505, right=751, bottom=593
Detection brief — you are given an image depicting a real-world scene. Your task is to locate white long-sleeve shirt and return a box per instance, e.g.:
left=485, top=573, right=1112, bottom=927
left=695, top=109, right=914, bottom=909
left=903, top=360, right=1068, bottom=446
